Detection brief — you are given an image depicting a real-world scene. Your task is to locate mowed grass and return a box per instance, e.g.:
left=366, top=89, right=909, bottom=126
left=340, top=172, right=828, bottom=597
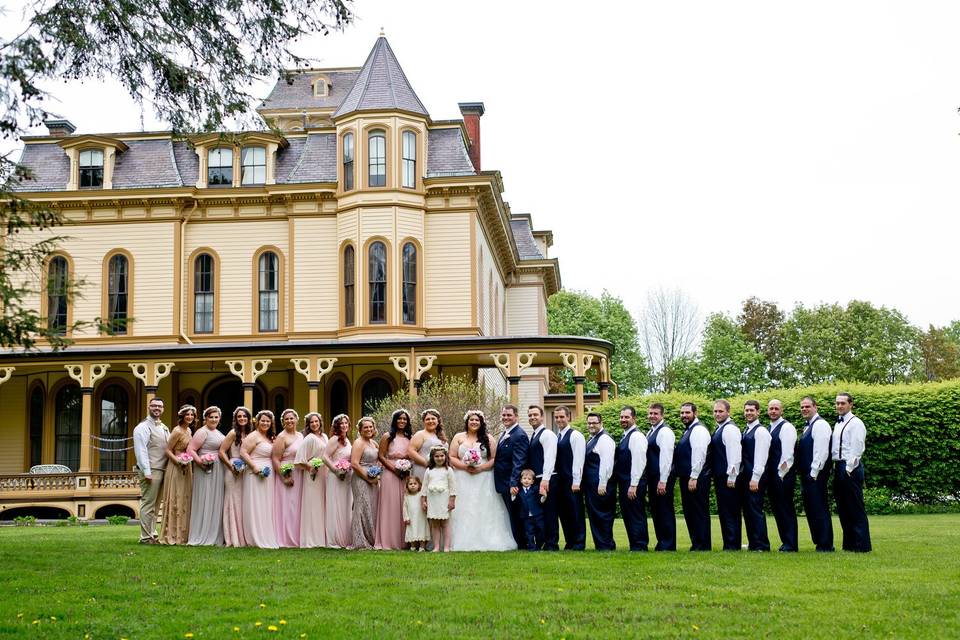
left=1, top=515, right=959, bottom=639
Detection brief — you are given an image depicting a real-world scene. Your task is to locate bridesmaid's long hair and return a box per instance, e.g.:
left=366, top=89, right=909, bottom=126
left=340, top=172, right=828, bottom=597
left=231, top=406, right=252, bottom=444
left=254, top=409, right=277, bottom=441
left=462, top=410, right=490, bottom=456
left=302, top=412, right=324, bottom=438
left=331, top=414, right=350, bottom=447
left=280, top=408, right=299, bottom=432
left=177, top=404, right=197, bottom=433
left=388, top=409, right=413, bottom=443
left=420, top=409, right=447, bottom=444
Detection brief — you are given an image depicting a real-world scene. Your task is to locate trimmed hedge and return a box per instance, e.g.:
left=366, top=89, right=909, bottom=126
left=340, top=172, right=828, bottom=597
left=573, top=380, right=960, bottom=503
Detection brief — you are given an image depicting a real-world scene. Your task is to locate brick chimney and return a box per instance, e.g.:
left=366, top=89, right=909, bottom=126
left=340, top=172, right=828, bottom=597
left=458, top=102, right=484, bottom=172
left=44, top=119, right=76, bottom=137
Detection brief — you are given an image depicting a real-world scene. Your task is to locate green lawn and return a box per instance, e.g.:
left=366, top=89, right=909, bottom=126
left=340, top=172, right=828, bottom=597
left=2, top=515, right=959, bottom=639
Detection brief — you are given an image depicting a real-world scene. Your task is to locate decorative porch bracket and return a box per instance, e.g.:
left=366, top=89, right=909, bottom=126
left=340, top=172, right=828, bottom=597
left=290, top=356, right=338, bottom=413
left=489, top=352, right=537, bottom=406
left=64, top=363, right=111, bottom=474
left=128, top=362, right=175, bottom=402
left=225, top=359, right=272, bottom=410
left=0, top=367, right=13, bottom=386
left=389, top=353, right=437, bottom=397
left=559, top=352, right=595, bottom=418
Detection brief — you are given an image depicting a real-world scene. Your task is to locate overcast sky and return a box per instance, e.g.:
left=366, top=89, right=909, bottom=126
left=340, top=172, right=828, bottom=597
left=8, top=0, right=960, bottom=330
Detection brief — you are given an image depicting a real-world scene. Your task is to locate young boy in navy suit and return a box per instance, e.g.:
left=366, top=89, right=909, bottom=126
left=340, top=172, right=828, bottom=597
left=518, top=469, right=545, bottom=550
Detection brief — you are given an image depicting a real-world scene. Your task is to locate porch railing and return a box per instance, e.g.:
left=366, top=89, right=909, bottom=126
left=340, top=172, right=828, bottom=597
left=0, top=472, right=139, bottom=493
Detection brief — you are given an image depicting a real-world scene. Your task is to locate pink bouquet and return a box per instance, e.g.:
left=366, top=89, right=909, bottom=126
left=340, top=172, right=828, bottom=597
left=462, top=448, right=482, bottom=467
left=177, top=452, right=192, bottom=474
left=394, top=459, right=412, bottom=477
left=334, top=458, right=351, bottom=480
left=199, top=453, right=218, bottom=474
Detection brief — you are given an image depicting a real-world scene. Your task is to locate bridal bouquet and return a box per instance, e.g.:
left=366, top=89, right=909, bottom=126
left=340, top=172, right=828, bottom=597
left=279, top=462, right=295, bottom=477
left=394, top=459, right=412, bottom=478
left=231, top=459, right=246, bottom=474
left=176, top=452, right=192, bottom=474
left=367, top=465, right=383, bottom=481
left=334, top=458, right=351, bottom=480
left=199, top=453, right=218, bottom=474
left=462, top=448, right=482, bottom=467
left=309, top=457, right=324, bottom=481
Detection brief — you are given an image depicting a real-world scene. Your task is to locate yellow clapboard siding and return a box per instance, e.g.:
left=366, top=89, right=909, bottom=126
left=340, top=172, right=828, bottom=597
left=0, top=376, right=27, bottom=473
left=293, top=217, right=338, bottom=331
left=424, top=212, right=471, bottom=327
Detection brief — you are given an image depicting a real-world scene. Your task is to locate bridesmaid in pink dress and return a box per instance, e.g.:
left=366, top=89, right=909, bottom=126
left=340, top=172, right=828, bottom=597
left=240, top=410, right=278, bottom=549
left=295, top=412, right=328, bottom=548
left=323, top=414, right=353, bottom=548
left=272, top=409, right=304, bottom=548
left=374, top=409, right=412, bottom=549
left=218, top=406, right=251, bottom=547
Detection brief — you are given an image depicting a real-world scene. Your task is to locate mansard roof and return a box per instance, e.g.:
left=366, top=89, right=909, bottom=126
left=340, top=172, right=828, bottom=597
left=332, top=36, right=428, bottom=119
left=510, top=216, right=545, bottom=260
left=258, top=69, right=361, bottom=112
left=426, top=128, right=475, bottom=177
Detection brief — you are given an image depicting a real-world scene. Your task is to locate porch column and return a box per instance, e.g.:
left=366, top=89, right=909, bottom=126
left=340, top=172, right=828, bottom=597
left=225, top=358, right=272, bottom=409
left=560, top=352, right=594, bottom=420
left=129, top=362, right=176, bottom=404
left=64, top=363, right=111, bottom=473
left=389, top=353, right=437, bottom=398
left=490, top=352, right=537, bottom=409
left=290, top=357, right=338, bottom=414
left=598, top=357, right=611, bottom=403
left=598, top=382, right=611, bottom=404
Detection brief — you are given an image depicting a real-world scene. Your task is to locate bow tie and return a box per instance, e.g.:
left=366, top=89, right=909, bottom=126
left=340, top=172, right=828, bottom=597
left=838, top=416, right=845, bottom=423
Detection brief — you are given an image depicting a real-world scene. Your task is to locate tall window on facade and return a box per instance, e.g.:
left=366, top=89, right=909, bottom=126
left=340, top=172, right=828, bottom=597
left=241, top=146, right=266, bottom=185
left=368, top=241, right=387, bottom=324
left=79, top=149, right=104, bottom=188
left=402, top=242, right=417, bottom=324
left=402, top=131, right=416, bottom=188
left=47, top=256, right=69, bottom=335
left=361, top=377, right=393, bottom=414
left=99, top=385, right=129, bottom=471
left=107, top=254, right=129, bottom=334
left=55, top=385, right=81, bottom=471
left=258, top=252, right=279, bottom=332
left=343, top=133, right=354, bottom=191
left=29, top=386, right=44, bottom=468
left=207, top=147, right=233, bottom=186
left=368, top=130, right=386, bottom=187
left=194, top=253, right=214, bottom=333
left=343, top=245, right=356, bottom=326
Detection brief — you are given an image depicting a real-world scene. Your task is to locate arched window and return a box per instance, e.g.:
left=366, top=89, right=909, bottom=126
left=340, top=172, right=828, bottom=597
left=207, top=147, right=233, bottom=187
left=54, top=385, right=81, bottom=471
left=368, top=130, right=386, bottom=187
left=29, top=386, right=44, bottom=468
left=79, top=149, right=104, bottom=188
left=342, top=133, right=354, bottom=191
left=402, top=242, right=417, bottom=325
left=47, top=256, right=69, bottom=335
left=361, top=377, right=393, bottom=414
left=241, top=146, right=266, bottom=185
left=258, top=251, right=279, bottom=332
left=343, top=245, right=356, bottom=327
left=99, top=385, right=129, bottom=471
left=329, top=379, right=348, bottom=419
left=368, top=241, right=387, bottom=324
left=106, top=253, right=129, bottom=334
left=402, top=131, right=416, bottom=188
left=194, top=253, right=215, bottom=334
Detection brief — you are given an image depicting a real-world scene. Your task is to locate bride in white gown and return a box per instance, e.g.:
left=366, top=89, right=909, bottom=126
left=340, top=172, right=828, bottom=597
left=448, top=410, right=517, bottom=551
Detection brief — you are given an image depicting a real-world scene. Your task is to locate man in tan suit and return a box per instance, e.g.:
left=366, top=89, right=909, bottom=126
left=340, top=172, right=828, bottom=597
left=132, top=397, right=169, bottom=543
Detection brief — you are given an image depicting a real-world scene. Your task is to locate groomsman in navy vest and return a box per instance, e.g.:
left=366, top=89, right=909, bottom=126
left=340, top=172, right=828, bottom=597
left=712, top=400, right=742, bottom=551
left=738, top=400, right=771, bottom=551
left=766, top=399, right=798, bottom=552
left=798, top=396, right=834, bottom=551
left=493, top=404, right=530, bottom=549
left=583, top=412, right=617, bottom=550
left=614, top=406, right=648, bottom=551
left=526, top=405, right=559, bottom=550
left=676, top=402, right=711, bottom=551
left=646, top=403, right=676, bottom=551
left=832, top=393, right=872, bottom=552
left=552, top=406, right=586, bottom=550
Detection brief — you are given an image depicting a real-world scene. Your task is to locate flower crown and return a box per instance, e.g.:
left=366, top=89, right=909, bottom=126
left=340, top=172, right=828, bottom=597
left=420, top=408, right=440, bottom=419
left=463, top=409, right=486, bottom=422
left=233, top=406, right=252, bottom=417
left=280, top=408, right=300, bottom=422
left=331, top=413, right=349, bottom=426
left=429, top=445, right=447, bottom=453
left=392, top=408, right=411, bottom=419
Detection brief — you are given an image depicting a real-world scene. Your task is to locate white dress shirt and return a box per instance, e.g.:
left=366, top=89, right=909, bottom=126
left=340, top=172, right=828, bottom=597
left=744, top=420, right=771, bottom=482
left=805, top=415, right=832, bottom=479
left=531, top=425, right=557, bottom=479
left=590, top=429, right=616, bottom=487
left=620, top=425, right=647, bottom=487
left=769, top=419, right=797, bottom=478
left=688, top=421, right=711, bottom=478
left=718, top=420, right=742, bottom=483
left=499, top=423, right=519, bottom=444
left=831, top=412, right=866, bottom=473
left=649, top=421, right=675, bottom=484
left=558, top=426, right=586, bottom=486
left=133, top=416, right=162, bottom=477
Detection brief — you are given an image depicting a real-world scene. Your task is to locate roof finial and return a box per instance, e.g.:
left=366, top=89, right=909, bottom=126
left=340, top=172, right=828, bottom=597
left=379, top=27, right=385, bottom=37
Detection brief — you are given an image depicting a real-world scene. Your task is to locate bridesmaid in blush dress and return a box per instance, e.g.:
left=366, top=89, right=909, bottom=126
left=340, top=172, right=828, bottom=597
left=408, top=409, right=446, bottom=483
left=240, top=410, right=279, bottom=549
left=351, top=416, right=381, bottom=550
left=218, top=406, right=251, bottom=547
left=323, top=414, right=353, bottom=548
left=187, top=406, right=226, bottom=546
left=273, top=409, right=304, bottom=548
left=295, top=412, right=328, bottom=548
left=374, top=409, right=412, bottom=549
left=158, top=405, right=195, bottom=545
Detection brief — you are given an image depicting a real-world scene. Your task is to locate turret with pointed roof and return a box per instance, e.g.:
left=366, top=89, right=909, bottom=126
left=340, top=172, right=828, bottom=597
left=333, top=35, right=428, bottom=119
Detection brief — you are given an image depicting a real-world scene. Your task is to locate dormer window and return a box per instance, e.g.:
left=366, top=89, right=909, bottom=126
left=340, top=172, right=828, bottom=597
left=79, top=149, right=104, bottom=188
left=313, top=78, right=329, bottom=97
left=208, top=147, right=233, bottom=187
left=241, top=146, right=266, bottom=185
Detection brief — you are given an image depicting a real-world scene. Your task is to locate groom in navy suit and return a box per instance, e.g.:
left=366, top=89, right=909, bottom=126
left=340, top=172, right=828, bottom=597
left=494, top=404, right=530, bottom=549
